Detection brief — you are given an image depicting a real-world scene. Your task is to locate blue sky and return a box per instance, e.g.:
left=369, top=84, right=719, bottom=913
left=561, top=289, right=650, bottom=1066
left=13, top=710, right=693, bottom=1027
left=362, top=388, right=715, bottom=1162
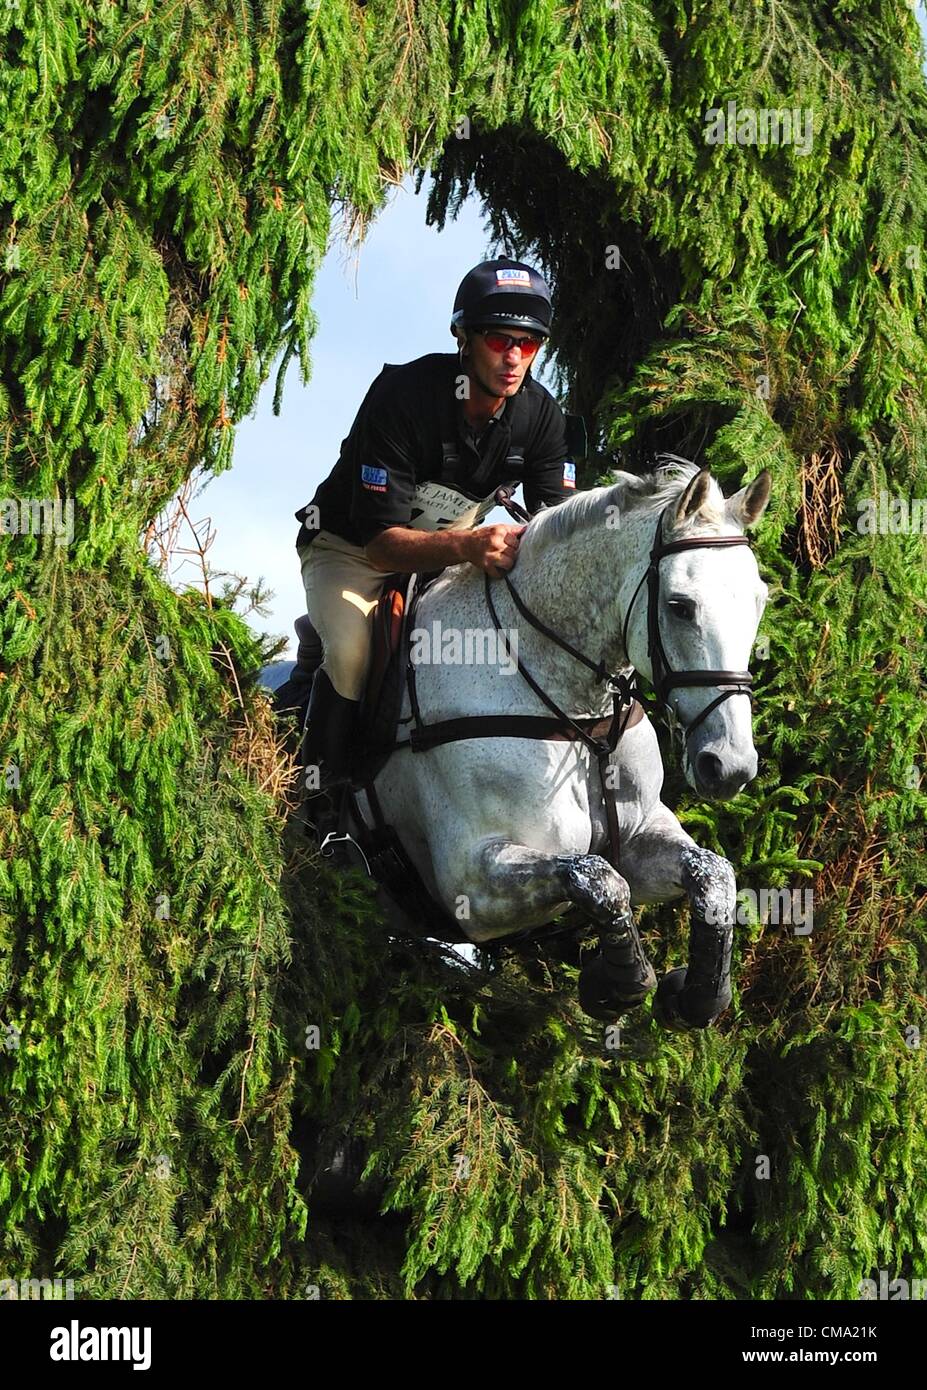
left=196, top=180, right=503, bottom=658
left=192, top=17, right=927, bottom=657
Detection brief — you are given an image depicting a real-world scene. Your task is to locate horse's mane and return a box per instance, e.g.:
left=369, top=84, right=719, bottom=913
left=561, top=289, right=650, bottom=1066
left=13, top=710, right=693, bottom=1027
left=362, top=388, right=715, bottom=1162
left=528, top=454, right=728, bottom=546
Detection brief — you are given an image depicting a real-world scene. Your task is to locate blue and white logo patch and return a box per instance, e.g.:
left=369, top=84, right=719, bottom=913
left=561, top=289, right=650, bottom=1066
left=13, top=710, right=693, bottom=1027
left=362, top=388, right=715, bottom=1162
left=495, top=268, right=531, bottom=287
left=562, top=461, right=576, bottom=488
left=361, top=464, right=389, bottom=492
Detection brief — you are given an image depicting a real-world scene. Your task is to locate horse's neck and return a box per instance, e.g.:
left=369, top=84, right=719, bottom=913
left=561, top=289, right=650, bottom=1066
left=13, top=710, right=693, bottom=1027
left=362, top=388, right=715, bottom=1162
left=464, top=506, right=655, bottom=714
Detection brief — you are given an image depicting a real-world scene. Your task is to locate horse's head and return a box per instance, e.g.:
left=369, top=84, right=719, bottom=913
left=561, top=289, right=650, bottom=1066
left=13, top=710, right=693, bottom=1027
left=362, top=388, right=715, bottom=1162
left=623, top=465, right=771, bottom=799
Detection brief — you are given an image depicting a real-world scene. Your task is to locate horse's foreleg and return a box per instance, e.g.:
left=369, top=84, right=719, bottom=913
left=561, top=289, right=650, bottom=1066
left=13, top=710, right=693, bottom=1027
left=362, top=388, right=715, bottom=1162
left=451, top=840, right=656, bottom=1019
left=458, top=840, right=628, bottom=934
left=619, top=814, right=738, bottom=1030
left=661, top=843, right=738, bottom=1029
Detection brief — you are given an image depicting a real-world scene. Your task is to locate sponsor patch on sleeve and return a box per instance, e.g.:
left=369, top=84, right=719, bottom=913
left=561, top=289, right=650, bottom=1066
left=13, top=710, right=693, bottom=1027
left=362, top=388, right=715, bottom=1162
left=361, top=464, right=389, bottom=492
left=495, top=268, right=531, bottom=287
left=562, top=461, right=576, bottom=488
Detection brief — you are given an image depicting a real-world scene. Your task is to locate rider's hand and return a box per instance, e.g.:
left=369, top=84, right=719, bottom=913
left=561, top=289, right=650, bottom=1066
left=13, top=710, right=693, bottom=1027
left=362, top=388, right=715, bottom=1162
left=464, top=523, right=527, bottom=579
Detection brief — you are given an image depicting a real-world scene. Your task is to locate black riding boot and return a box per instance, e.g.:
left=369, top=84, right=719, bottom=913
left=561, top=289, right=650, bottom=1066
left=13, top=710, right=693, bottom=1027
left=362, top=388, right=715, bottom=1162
left=272, top=615, right=323, bottom=722
left=300, top=670, right=360, bottom=847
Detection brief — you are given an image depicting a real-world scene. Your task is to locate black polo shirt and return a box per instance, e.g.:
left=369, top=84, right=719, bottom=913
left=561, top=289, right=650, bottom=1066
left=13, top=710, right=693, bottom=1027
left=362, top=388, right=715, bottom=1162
left=294, top=352, right=576, bottom=549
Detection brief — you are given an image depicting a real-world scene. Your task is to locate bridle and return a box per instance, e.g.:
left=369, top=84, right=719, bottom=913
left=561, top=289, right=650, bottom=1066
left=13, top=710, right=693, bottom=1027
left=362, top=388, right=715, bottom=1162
left=487, top=495, right=755, bottom=748
left=620, top=502, right=754, bottom=742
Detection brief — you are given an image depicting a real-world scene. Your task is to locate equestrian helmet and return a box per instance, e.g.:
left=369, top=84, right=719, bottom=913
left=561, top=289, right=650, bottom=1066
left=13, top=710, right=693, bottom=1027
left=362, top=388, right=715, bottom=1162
left=450, top=257, right=552, bottom=337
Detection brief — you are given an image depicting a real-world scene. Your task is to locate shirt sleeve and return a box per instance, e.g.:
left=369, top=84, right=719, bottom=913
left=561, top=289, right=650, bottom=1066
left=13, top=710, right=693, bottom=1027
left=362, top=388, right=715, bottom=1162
left=522, top=388, right=576, bottom=512
left=348, top=382, right=420, bottom=546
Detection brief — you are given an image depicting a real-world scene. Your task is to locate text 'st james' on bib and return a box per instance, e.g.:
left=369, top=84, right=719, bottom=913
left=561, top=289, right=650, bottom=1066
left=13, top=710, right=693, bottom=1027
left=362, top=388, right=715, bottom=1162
left=406, top=480, right=498, bottom=532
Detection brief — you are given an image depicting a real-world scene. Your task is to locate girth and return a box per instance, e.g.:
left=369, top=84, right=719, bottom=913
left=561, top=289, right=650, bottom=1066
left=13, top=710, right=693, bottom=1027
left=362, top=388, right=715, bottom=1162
left=394, top=704, right=643, bottom=754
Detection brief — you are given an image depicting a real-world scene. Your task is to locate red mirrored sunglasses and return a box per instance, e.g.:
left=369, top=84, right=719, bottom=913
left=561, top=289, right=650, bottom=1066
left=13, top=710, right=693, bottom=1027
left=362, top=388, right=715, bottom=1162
left=474, top=328, right=544, bottom=359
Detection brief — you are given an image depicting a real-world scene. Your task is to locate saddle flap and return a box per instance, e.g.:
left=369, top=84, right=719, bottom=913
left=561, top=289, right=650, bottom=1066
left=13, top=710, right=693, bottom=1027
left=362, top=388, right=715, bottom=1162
left=356, top=572, right=418, bottom=767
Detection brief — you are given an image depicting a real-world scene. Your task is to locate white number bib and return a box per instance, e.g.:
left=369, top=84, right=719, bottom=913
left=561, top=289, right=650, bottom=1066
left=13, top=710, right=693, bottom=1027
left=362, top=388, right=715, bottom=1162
left=407, top=481, right=497, bottom=533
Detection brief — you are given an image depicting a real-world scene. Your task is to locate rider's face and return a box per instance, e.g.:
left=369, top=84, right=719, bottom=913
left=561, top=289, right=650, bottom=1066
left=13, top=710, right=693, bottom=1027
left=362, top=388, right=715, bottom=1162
left=465, top=328, right=542, bottom=397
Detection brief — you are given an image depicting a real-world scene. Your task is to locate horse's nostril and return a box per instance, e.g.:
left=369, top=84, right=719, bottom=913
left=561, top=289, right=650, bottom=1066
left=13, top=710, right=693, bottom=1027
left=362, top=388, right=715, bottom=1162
left=696, top=750, right=723, bottom=786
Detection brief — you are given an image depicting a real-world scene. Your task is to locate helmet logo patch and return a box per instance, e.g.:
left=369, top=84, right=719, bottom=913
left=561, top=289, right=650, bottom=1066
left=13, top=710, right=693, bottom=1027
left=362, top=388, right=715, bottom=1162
left=495, top=268, right=531, bottom=287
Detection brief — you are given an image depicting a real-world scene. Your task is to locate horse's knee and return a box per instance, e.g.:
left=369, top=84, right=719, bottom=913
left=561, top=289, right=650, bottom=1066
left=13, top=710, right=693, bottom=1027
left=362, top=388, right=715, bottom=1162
left=557, top=853, right=631, bottom=921
left=680, top=845, right=736, bottom=924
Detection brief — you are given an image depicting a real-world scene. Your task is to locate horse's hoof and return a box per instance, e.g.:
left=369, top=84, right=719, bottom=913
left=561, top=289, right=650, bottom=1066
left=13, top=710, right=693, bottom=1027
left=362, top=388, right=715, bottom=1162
left=653, top=968, right=730, bottom=1031
left=653, top=968, right=693, bottom=1030
left=578, top=940, right=656, bottom=1020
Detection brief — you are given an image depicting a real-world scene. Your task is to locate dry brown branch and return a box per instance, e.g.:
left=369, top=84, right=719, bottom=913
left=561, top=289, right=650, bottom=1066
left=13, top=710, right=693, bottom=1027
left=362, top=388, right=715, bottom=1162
left=143, top=470, right=218, bottom=603
left=798, top=444, right=843, bottom=569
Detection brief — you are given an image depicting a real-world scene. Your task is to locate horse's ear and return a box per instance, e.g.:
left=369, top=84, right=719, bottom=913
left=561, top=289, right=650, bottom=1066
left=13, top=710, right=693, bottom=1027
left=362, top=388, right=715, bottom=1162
left=726, top=470, right=771, bottom=530
left=674, top=467, right=713, bottom=524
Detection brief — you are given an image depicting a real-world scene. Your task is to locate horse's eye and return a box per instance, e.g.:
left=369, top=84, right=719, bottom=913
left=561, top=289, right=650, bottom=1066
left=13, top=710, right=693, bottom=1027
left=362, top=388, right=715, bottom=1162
left=667, top=598, right=694, bottom=620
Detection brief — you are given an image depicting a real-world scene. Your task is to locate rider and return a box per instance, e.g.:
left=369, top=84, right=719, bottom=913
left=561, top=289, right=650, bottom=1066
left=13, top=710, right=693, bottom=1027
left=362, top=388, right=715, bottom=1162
left=293, top=256, right=577, bottom=822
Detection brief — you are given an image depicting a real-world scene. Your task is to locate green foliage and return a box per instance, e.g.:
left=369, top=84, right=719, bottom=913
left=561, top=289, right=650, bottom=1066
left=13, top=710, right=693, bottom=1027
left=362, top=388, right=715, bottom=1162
left=2, top=0, right=926, bottom=1299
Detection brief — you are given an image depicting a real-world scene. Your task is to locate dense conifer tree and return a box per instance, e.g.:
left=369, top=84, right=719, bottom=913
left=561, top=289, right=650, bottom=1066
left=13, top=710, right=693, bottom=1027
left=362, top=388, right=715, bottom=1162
left=1, top=1, right=925, bottom=1298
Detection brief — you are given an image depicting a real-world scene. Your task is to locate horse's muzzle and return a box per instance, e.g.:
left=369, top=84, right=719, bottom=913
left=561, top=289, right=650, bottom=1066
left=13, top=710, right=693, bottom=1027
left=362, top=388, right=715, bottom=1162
left=692, top=745, right=758, bottom=800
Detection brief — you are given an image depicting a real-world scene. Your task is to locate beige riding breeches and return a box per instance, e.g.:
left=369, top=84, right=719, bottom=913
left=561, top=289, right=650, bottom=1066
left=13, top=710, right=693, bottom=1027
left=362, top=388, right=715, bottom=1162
left=298, top=530, right=390, bottom=701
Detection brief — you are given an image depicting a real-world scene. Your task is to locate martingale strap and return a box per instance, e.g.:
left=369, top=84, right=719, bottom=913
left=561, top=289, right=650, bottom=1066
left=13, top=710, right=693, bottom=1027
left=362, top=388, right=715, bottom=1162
left=392, top=570, right=639, bottom=763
